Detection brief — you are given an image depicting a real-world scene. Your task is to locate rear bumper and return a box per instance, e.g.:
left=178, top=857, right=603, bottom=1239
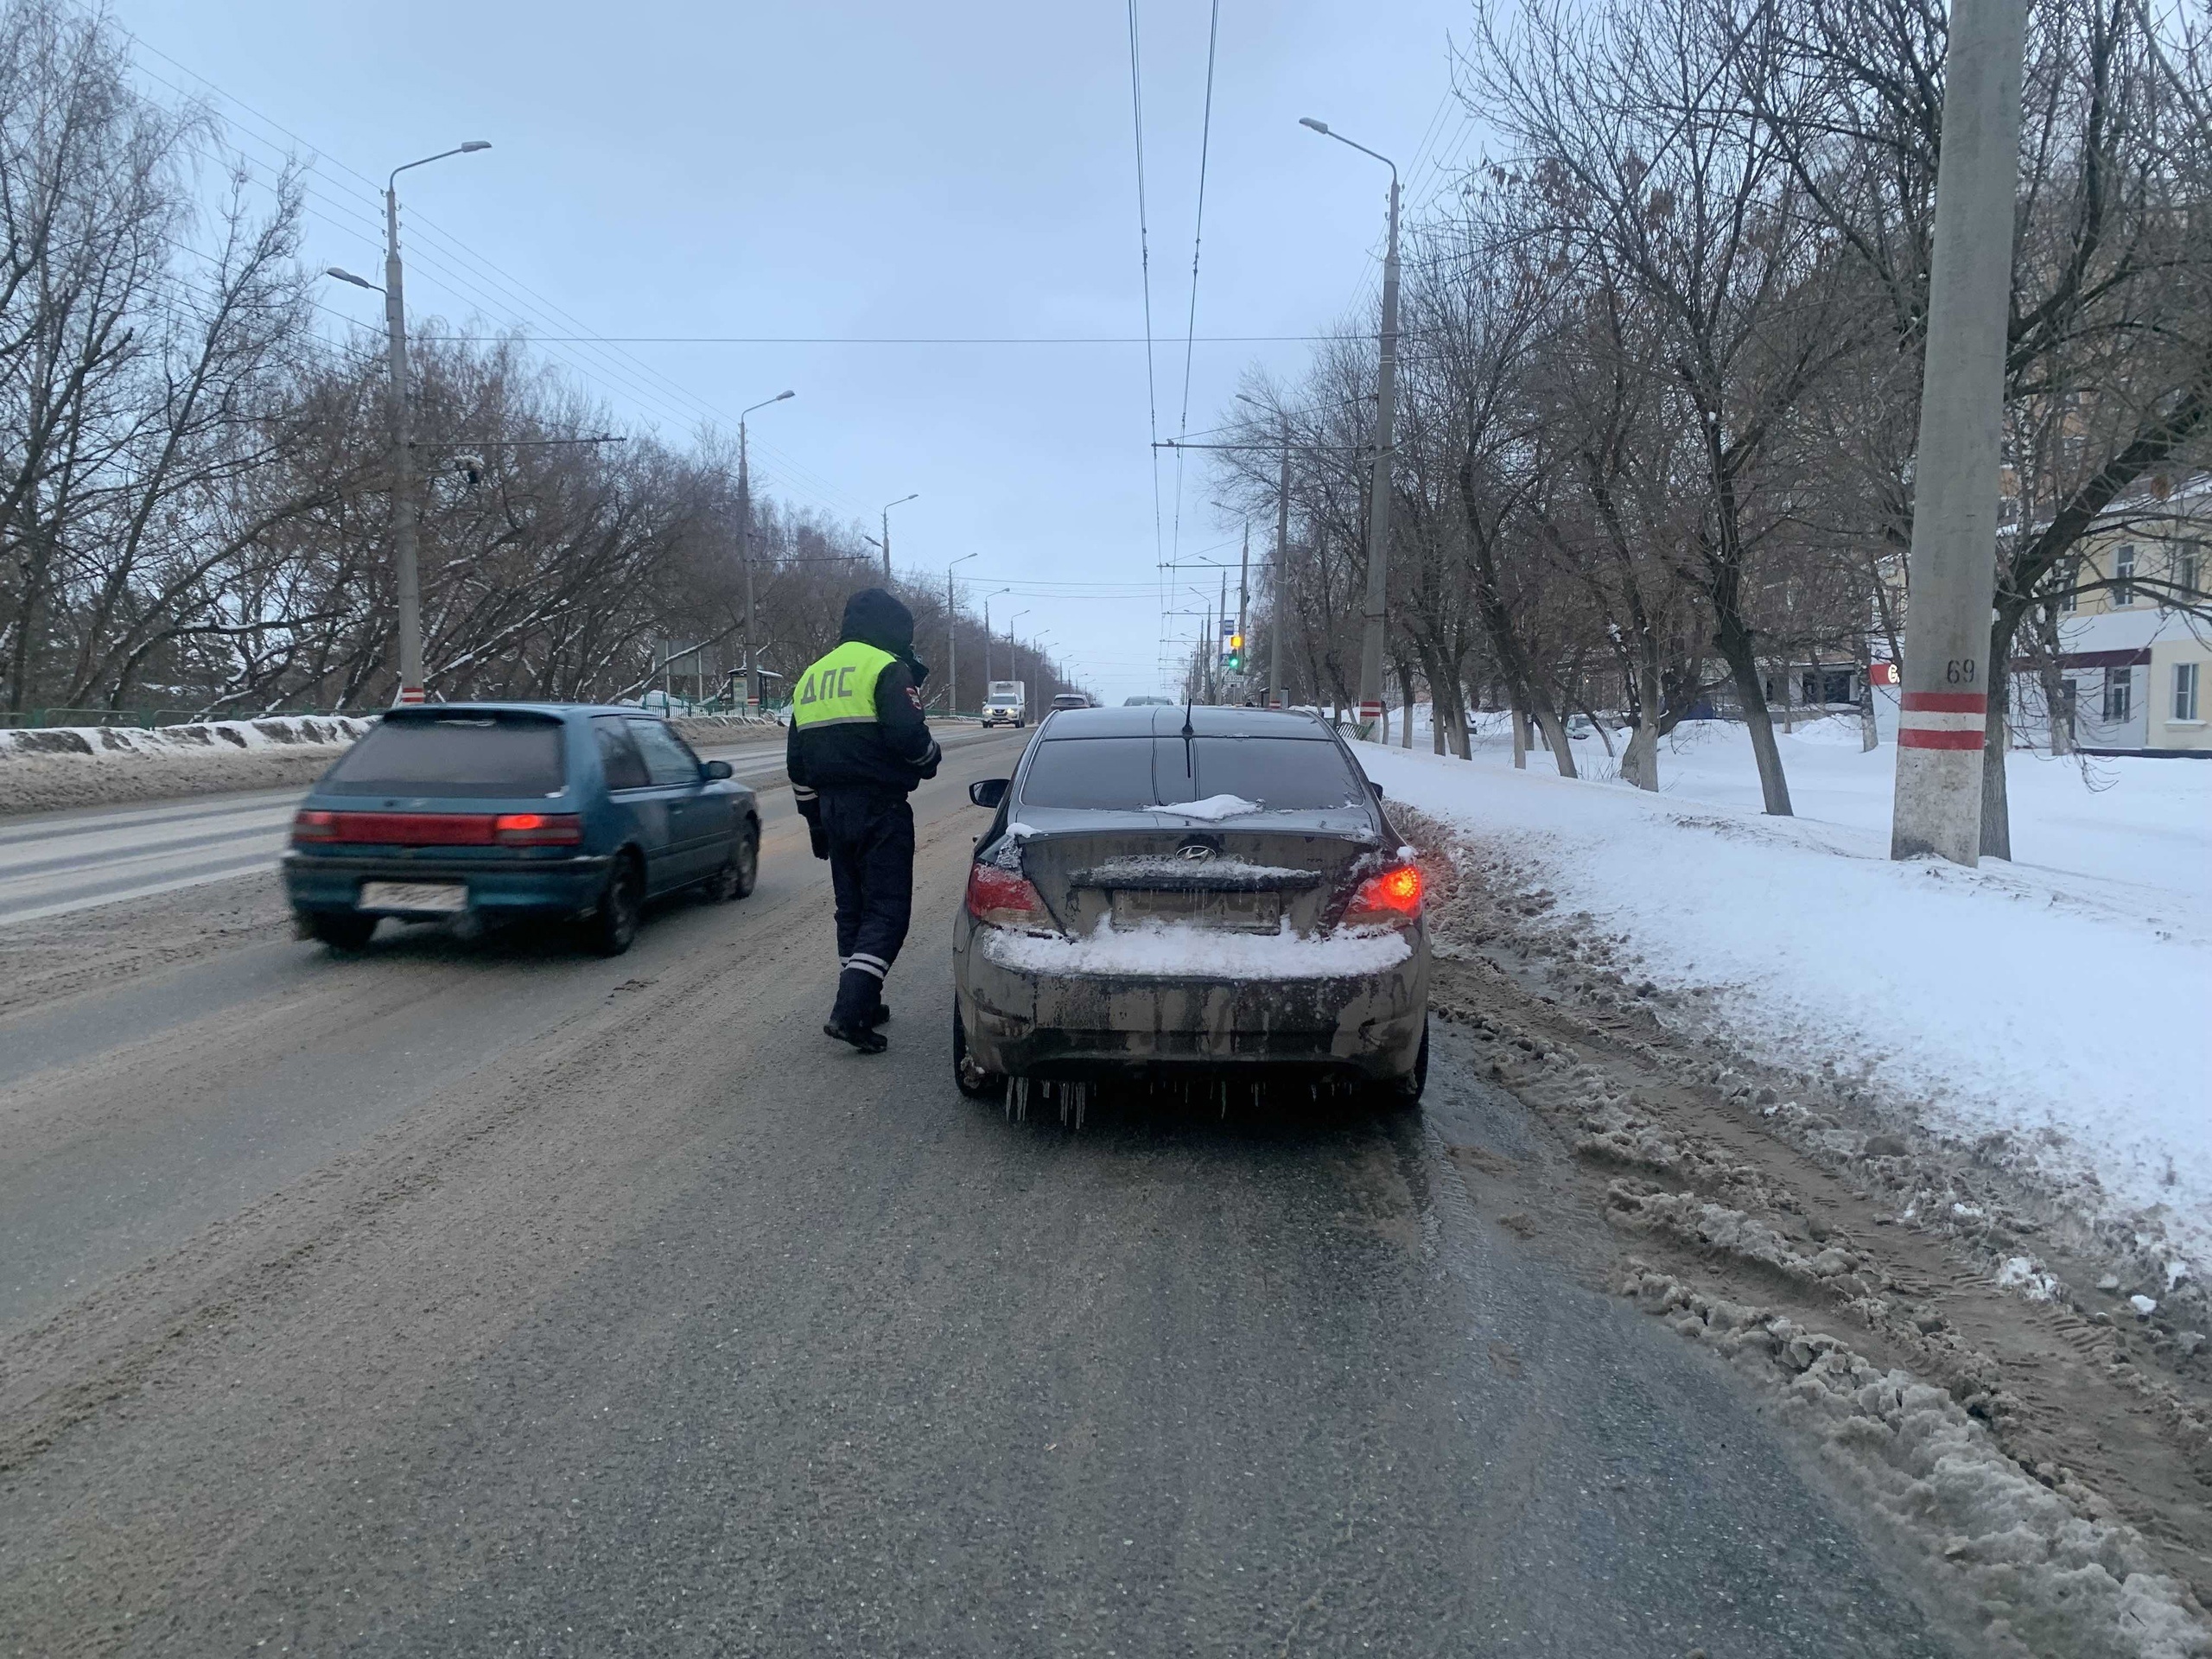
left=282, top=849, right=614, bottom=917
left=956, top=926, right=1427, bottom=1081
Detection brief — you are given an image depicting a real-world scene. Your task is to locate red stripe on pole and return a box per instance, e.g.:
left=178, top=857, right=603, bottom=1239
left=1900, top=690, right=1986, bottom=713
left=1897, top=727, right=1985, bottom=750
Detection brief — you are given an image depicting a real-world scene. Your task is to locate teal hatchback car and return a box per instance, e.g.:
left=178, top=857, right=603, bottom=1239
left=283, top=703, right=760, bottom=956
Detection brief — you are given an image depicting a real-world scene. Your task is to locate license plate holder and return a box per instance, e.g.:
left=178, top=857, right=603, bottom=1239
left=1112, top=889, right=1281, bottom=932
left=359, top=880, right=468, bottom=914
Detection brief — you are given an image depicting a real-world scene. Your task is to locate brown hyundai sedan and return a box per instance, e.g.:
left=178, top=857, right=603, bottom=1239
left=951, top=704, right=1428, bottom=1109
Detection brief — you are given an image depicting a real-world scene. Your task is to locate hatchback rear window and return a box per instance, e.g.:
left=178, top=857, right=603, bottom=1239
left=322, top=715, right=567, bottom=798
left=1020, top=735, right=1363, bottom=812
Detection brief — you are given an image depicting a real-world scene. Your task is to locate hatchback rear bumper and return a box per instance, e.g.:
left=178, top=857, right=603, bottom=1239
left=956, top=928, right=1427, bottom=1082
left=283, top=849, right=613, bottom=918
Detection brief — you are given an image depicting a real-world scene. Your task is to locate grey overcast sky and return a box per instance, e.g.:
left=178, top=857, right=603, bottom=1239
left=118, top=0, right=1480, bottom=702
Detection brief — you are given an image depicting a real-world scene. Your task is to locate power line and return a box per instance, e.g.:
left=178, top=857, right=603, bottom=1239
left=106, top=16, right=876, bottom=523
left=1125, top=0, right=1167, bottom=624
left=1166, top=0, right=1223, bottom=578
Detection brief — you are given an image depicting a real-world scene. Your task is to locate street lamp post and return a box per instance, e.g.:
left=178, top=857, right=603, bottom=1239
left=1300, top=117, right=1398, bottom=739
left=880, top=493, right=918, bottom=582
left=982, top=588, right=1011, bottom=682
left=737, top=391, right=796, bottom=711
left=946, top=551, right=979, bottom=715
left=327, top=140, right=491, bottom=706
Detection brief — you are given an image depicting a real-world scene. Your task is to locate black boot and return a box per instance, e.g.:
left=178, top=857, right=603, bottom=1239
left=826, top=966, right=889, bottom=1052
left=823, top=1018, right=887, bottom=1053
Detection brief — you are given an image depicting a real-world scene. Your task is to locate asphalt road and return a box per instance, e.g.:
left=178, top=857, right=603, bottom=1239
left=0, top=730, right=1961, bottom=1658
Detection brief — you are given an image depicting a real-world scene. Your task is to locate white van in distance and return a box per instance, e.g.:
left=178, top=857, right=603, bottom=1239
left=982, top=681, right=1027, bottom=728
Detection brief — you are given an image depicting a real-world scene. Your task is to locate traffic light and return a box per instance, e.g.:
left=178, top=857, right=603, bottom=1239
left=1224, top=632, right=1243, bottom=673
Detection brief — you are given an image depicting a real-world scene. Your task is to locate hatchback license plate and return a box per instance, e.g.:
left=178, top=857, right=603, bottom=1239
left=359, top=880, right=467, bottom=913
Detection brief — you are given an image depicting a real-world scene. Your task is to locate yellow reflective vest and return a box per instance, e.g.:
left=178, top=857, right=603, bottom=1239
left=791, top=639, right=899, bottom=730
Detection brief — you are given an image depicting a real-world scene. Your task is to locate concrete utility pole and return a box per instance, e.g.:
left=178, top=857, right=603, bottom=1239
left=1300, top=118, right=1399, bottom=740
left=880, top=493, right=918, bottom=582
left=1236, top=524, right=1249, bottom=704
left=331, top=143, right=490, bottom=705
left=1272, top=416, right=1289, bottom=708
left=736, top=391, right=795, bottom=712
left=1890, top=0, right=2026, bottom=866
left=946, top=551, right=978, bottom=715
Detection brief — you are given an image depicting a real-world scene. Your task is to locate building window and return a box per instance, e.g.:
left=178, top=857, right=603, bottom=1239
left=2113, top=543, right=2136, bottom=607
left=2060, top=583, right=2077, bottom=612
left=2177, top=662, right=2202, bottom=724
left=2177, top=542, right=2202, bottom=603
left=2103, top=666, right=2133, bottom=722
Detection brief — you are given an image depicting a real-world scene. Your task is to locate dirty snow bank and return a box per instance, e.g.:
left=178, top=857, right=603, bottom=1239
left=0, top=718, right=375, bottom=815
left=1357, top=735, right=2212, bottom=1276
left=980, top=918, right=1411, bottom=979
left=1623, top=1261, right=2210, bottom=1659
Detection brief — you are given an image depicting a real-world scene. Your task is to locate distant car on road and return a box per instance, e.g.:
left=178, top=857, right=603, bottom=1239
left=981, top=680, right=1027, bottom=728
left=283, top=703, right=760, bottom=957
left=1122, top=696, right=1174, bottom=706
left=951, top=704, right=1427, bottom=1107
left=1049, top=692, right=1091, bottom=711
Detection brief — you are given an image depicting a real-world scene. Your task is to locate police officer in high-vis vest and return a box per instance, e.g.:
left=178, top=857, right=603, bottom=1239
left=788, top=588, right=942, bottom=1052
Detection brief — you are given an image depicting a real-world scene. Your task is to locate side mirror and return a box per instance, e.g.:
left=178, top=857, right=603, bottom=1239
left=702, top=760, right=734, bottom=780
left=1369, top=780, right=1386, bottom=799
left=969, top=778, right=1009, bottom=809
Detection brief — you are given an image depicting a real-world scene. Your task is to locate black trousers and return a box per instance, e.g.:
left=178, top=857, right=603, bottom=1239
left=820, top=789, right=915, bottom=1023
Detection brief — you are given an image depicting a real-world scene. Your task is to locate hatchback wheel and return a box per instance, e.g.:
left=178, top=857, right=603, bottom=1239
left=704, top=821, right=759, bottom=902
left=585, top=856, right=644, bottom=957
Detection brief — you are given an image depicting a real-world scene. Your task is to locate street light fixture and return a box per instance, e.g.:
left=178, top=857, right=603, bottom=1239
left=1300, top=113, right=1399, bottom=739
left=879, top=493, right=919, bottom=581
left=736, top=391, right=797, bottom=711
left=324, top=139, right=493, bottom=706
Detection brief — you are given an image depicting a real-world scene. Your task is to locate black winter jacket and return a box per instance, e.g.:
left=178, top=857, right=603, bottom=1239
left=786, top=588, right=943, bottom=800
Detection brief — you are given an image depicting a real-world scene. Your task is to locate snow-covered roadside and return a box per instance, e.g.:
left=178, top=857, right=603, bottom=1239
left=0, top=711, right=785, bottom=817
left=0, top=718, right=376, bottom=815
left=1357, top=727, right=2212, bottom=1278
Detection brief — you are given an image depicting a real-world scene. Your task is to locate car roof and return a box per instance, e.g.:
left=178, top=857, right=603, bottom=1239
left=1038, top=704, right=1337, bottom=739
left=380, top=702, right=667, bottom=721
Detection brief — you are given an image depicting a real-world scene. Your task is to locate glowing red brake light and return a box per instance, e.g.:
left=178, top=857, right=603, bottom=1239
left=493, top=811, right=582, bottom=846
left=965, top=862, right=1049, bottom=927
left=1343, top=861, right=1423, bottom=928
left=291, top=809, right=339, bottom=843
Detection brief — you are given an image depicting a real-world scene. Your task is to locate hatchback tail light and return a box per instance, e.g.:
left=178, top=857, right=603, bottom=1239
left=291, top=809, right=339, bottom=843
left=493, top=812, right=583, bottom=846
left=1340, top=861, right=1423, bottom=929
left=965, top=863, right=1050, bottom=928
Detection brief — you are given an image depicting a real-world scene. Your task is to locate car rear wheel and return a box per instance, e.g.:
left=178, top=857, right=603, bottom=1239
left=951, top=1005, right=1005, bottom=1101
left=585, top=855, right=643, bottom=957
left=1368, top=1015, right=1428, bottom=1111
left=704, top=820, right=759, bottom=902
left=302, top=910, right=377, bottom=953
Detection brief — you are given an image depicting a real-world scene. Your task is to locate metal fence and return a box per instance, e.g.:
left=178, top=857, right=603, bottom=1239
left=0, top=707, right=351, bottom=730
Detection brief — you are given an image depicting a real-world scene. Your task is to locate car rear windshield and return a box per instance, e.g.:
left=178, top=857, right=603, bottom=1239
left=321, top=715, right=567, bottom=798
left=1019, top=735, right=1364, bottom=812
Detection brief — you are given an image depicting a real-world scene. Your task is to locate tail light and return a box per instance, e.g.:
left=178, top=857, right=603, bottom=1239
left=291, top=809, right=339, bottom=844
left=965, top=862, right=1050, bottom=928
left=493, top=812, right=582, bottom=846
left=1341, top=861, right=1423, bottom=929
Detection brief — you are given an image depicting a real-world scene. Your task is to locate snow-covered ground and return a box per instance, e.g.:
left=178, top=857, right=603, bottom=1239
left=1357, top=707, right=2212, bottom=1272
